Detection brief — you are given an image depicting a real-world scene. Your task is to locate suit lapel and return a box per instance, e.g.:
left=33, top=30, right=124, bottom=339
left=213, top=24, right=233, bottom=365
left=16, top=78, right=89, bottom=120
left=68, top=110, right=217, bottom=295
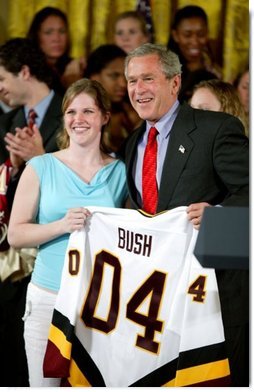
left=10, top=109, right=27, bottom=132
left=126, top=123, right=146, bottom=208
left=39, top=94, right=62, bottom=146
left=157, top=104, right=196, bottom=211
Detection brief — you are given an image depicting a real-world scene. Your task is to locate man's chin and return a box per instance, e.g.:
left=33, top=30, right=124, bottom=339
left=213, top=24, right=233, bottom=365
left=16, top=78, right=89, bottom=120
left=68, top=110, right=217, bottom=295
left=134, top=108, right=152, bottom=121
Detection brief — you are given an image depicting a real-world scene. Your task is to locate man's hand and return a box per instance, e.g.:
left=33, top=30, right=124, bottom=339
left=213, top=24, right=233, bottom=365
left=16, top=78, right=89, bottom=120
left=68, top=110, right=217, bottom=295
left=4, top=124, right=45, bottom=163
left=187, top=202, right=211, bottom=230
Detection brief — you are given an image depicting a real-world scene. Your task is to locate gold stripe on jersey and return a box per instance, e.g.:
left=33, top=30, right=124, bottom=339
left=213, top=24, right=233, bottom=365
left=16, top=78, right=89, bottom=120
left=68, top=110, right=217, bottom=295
left=67, top=359, right=91, bottom=387
left=44, top=207, right=231, bottom=386
left=163, top=358, right=230, bottom=386
left=137, top=209, right=168, bottom=218
left=48, top=324, right=71, bottom=360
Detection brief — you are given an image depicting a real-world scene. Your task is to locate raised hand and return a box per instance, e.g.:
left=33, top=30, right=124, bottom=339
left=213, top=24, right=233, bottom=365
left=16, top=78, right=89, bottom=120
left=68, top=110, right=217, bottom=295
left=4, top=124, right=45, bottom=162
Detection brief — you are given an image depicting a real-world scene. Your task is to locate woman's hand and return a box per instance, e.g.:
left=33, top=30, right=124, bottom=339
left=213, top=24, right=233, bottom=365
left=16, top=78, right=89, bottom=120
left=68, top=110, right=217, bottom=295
left=61, top=207, right=91, bottom=233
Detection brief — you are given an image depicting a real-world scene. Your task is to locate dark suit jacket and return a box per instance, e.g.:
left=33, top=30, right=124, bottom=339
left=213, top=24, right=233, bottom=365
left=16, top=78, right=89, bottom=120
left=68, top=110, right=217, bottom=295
left=124, top=102, right=249, bottom=211
left=123, top=102, right=249, bottom=328
left=0, top=92, right=63, bottom=164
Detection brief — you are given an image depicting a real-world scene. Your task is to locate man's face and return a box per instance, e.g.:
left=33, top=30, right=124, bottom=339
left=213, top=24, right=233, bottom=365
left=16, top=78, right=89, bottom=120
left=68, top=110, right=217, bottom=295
left=0, top=66, right=27, bottom=107
left=126, top=54, right=181, bottom=124
left=91, top=57, right=127, bottom=103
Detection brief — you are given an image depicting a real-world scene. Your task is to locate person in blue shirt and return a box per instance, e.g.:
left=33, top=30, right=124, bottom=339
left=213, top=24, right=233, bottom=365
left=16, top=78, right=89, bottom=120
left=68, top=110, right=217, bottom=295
left=8, top=78, right=128, bottom=387
left=0, top=37, right=63, bottom=387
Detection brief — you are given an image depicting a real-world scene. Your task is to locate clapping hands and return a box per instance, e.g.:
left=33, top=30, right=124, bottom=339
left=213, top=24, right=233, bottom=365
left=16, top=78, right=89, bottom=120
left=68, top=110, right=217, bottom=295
left=4, top=124, right=45, bottom=169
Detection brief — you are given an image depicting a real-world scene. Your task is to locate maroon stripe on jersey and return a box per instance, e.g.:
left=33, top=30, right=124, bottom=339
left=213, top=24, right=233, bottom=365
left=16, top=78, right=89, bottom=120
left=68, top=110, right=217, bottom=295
left=43, top=339, right=70, bottom=378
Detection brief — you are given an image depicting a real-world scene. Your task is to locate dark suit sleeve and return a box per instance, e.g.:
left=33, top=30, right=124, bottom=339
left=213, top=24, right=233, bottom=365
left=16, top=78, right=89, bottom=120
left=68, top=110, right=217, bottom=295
left=213, top=115, right=249, bottom=206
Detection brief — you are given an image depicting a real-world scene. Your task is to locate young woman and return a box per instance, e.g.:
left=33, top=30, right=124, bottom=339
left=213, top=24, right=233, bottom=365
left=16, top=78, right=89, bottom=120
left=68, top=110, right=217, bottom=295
left=8, top=78, right=128, bottom=387
left=84, top=44, right=141, bottom=153
left=167, top=5, right=221, bottom=102
left=190, top=79, right=248, bottom=135
left=114, top=10, right=150, bottom=54
left=27, top=6, right=85, bottom=94
left=233, top=68, right=249, bottom=134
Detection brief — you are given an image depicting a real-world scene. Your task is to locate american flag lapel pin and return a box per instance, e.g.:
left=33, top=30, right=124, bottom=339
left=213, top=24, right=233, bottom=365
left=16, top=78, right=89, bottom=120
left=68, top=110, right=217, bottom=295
left=178, top=145, right=185, bottom=154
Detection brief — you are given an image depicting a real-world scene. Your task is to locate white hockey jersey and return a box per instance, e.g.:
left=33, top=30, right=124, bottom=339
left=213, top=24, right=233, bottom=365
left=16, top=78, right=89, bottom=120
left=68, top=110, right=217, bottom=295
left=43, top=206, right=230, bottom=387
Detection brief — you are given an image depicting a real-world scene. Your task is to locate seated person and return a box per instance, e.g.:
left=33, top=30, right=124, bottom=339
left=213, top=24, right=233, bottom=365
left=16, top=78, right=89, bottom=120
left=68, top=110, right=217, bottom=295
left=233, top=67, right=249, bottom=135
left=167, top=5, right=221, bottom=102
left=190, top=79, right=248, bottom=135
left=27, top=6, right=85, bottom=95
left=84, top=44, right=141, bottom=153
left=114, top=10, right=150, bottom=53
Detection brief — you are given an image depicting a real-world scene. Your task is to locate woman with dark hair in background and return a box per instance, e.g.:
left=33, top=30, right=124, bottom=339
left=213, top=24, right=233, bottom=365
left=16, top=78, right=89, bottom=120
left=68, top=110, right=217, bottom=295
left=84, top=44, right=141, bottom=153
left=27, top=6, right=85, bottom=95
left=167, top=5, right=221, bottom=102
left=233, top=67, right=249, bottom=135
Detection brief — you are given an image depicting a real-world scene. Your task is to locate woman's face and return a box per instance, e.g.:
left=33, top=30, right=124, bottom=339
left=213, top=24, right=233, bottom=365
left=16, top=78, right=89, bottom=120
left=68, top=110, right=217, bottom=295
left=114, top=17, right=148, bottom=53
left=64, top=92, right=109, bottom=148
left=91, top=57, right=127, bottom=103
left=38, top=15, right=68, bottom=62
left=236, top=71, right=249, bottom=114
left=172, top=17, right=208, bottom=64
left=190, top=87, right=221, bottom=111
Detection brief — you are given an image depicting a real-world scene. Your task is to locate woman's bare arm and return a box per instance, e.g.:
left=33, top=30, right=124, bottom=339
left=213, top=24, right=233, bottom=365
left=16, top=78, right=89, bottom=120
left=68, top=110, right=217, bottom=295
left=8, top=164, right=90, bottom=248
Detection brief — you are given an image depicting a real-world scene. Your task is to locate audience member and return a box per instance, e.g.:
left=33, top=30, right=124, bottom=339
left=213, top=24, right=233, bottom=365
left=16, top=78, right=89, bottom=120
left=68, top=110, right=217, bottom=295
left=8, top=78, right=128, bottom=387
left=114, top=10, right=150, bottom=54
left=84, top=44, right=141, bottom=153
left=190, top=79, right=248, bottom=135
left=167, top=5, right=221, bottom=102
left=233, top=68, right=249, bottom=135
left=122, top=43, right=249, bottom=386
left=27, top=6, right=85, bottom=95
left=0, top=37, right=62, bottom=387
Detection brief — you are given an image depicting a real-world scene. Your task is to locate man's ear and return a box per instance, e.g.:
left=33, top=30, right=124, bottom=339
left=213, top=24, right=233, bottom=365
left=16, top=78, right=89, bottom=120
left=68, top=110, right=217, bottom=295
left=170, top=74, right=182, bottom=96
left=19, top=65, right=31, bottom=80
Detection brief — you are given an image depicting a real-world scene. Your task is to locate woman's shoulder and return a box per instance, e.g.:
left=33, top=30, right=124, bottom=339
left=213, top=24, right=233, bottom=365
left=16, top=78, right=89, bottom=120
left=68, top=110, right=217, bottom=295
left=28, top=153, right=53, bottom=165
left=100, top=158, right=126, bottom=179
left=113, top=158, right=126, bottom=172
left=27, top=153, right=57, bottom=174
left=103, top=157, right=125, bottom=171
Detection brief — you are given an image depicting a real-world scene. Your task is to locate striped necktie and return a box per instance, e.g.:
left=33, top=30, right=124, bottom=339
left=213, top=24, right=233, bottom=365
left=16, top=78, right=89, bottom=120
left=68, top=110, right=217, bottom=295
left=28, top=108, right=37, bottom=130
left=142, top=126, right=158, bottom=214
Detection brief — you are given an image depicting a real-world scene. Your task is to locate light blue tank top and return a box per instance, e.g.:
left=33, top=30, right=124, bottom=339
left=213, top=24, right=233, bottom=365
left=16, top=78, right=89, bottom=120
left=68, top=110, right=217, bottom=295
left=28, top=154, right=128, bottom=291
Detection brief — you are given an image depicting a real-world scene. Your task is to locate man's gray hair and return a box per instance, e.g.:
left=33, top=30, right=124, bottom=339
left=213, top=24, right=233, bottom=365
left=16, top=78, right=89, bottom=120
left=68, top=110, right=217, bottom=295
left=124, top=43, right=182, bottom=79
